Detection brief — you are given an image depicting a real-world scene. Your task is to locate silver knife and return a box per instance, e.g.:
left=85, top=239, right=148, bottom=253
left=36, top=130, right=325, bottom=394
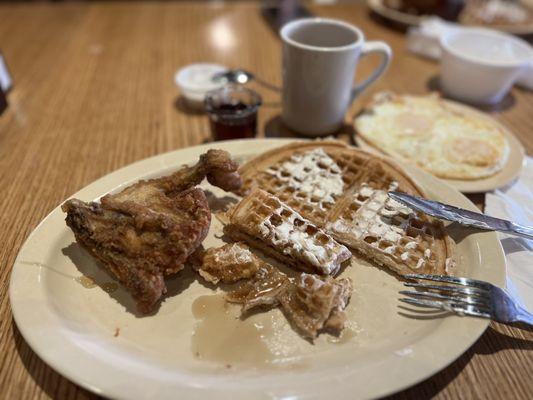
left=388, top=191, right=533, bottom=240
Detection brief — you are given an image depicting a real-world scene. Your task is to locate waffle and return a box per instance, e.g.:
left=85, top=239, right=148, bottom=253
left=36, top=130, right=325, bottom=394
left=327, top=183, right=452, bottom=275
left=236, top=141, right=354, bottom=226
left=227, top=266, right=353, bottom=339
left=224, top=188, right=352, bottom=275
left=235, top=142, right=455, bottom=277
left=278, top=274, right=353, bottom=339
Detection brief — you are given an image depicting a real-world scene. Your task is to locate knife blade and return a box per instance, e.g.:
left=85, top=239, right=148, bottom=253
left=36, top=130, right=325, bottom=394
left=388, top=191, right=533, bottom=240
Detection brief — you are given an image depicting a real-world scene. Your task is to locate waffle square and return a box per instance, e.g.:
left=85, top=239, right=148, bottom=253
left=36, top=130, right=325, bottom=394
left=224, top=188, right=352, bottom=275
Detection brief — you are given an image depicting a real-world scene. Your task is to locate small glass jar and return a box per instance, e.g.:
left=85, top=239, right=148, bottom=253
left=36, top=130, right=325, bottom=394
left=204, top=85, right=262, bottom=141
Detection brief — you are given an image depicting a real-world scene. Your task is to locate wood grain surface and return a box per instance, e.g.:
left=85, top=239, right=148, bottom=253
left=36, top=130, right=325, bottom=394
left=0, top=2, right=531, bottom=399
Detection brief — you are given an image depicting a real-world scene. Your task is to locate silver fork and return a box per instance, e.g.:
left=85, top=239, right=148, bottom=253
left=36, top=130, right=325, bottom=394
left=399, top=274, right=533, bottom=328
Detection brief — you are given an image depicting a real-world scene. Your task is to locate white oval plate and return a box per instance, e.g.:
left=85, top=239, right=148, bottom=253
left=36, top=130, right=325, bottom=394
left=10, top=139, right=506, bottom=400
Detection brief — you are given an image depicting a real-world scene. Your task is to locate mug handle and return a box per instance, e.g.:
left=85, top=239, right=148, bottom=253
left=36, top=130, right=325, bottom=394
left=352, top=41, right=392, bottom=99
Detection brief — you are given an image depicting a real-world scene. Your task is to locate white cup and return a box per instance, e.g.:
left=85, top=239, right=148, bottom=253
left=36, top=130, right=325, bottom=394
left=280, top=18, right=392, bottom=136
left=440, top=28, right=533, bottom=105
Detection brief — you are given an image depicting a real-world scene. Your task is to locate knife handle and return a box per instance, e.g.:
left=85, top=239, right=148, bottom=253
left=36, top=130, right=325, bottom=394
left=507, top=223, right=533, bottom=241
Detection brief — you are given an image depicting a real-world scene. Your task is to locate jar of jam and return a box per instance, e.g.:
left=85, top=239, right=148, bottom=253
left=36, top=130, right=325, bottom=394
left=204, top=85, right=262, bottom=141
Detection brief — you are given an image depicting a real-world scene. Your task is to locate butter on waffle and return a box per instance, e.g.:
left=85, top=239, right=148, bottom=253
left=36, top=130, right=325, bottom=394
left=235, top=141, right=455, bottom=277
left=224, top=188, right=352, bottom=275
left=236, top=141, right=419, bottom=227
left=236, top=141, right=360, bottom=226
left=327, top=183, right=453, bottom=276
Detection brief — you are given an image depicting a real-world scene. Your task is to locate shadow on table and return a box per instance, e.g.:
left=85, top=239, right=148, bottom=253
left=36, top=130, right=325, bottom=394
left=384, top=324, right=533, bottom=399
left=426, top=75, right=517, bottom=112
left=174, top=95, right=204, bottom=116
left=264, top=114, right=356, bottom=144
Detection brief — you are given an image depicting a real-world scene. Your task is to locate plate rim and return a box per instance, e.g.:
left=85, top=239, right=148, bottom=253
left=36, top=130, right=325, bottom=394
left=9, top=138, right=507, bottom=399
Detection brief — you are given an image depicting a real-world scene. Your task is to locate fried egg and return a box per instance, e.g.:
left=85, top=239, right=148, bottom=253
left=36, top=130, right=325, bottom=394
left=355, top=92, right=510, bottom=180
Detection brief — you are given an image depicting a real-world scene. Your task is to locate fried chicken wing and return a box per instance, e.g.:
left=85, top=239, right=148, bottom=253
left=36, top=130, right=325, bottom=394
left=62, top=150, right=242, bottom=313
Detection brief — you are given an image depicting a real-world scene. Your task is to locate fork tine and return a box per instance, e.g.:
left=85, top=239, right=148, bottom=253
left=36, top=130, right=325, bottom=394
left=399, top=290, right=490, bottom=306
left=404, top=282, right=488, bottom=296
left=399, top=297, right=445, bottom=310
left=399, top=298, right=492, bottom=318
left=404, top=274, right=492, bottom=290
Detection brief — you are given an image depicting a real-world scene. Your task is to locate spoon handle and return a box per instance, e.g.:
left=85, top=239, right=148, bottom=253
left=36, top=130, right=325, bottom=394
left=254, top=76, right=281, bottom=92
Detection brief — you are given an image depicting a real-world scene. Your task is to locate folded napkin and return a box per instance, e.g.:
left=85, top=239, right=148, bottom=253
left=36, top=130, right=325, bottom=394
left=406, top=17, right=533, bottom=90
left=485, top=156, right=533, bottom=311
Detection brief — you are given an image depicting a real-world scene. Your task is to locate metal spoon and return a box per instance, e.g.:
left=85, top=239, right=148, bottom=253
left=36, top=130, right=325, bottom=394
left=212, top=69, right=281, bottom=92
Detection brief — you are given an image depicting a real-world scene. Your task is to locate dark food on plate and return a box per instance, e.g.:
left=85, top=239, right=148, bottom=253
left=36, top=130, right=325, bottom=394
left=62, top=150, right=242, bottom=313
left=383, top=0, right=465, bottom=20
left=383, top=0, right=533, bottom=27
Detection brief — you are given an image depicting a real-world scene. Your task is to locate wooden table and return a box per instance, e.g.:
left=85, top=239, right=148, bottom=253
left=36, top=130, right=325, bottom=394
left=0, top=2, right=531, bottom=399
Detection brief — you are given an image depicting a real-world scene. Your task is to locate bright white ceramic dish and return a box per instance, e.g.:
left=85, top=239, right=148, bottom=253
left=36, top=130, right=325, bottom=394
left=440, top=28, right=533, bottom=104
left=174, top=63, right=227, bottom=108
left=10, top=139, right=506, bottom=399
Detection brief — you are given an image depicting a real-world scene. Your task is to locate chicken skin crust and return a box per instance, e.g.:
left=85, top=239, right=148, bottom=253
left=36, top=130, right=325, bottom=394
left=62, top=150, right=242, bottom=313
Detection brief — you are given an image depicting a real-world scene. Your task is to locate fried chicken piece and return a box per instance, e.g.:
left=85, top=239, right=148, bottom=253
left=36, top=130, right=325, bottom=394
left=62, top=150, right=242, bottom=313
left=193, top=242, right=263, bottom=285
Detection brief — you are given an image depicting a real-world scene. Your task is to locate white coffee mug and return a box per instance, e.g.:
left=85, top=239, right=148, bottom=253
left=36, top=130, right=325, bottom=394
left=280, top=18, right=392, bottom=136
left=440, top=28, right=533, bottom=105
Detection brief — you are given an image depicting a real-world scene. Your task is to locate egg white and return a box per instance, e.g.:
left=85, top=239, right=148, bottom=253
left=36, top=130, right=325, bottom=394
left=355, top=94, right=510, bottom=180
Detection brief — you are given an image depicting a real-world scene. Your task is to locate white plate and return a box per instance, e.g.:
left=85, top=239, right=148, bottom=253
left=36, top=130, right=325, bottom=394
left=10, top=139, right=506, bottom=400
